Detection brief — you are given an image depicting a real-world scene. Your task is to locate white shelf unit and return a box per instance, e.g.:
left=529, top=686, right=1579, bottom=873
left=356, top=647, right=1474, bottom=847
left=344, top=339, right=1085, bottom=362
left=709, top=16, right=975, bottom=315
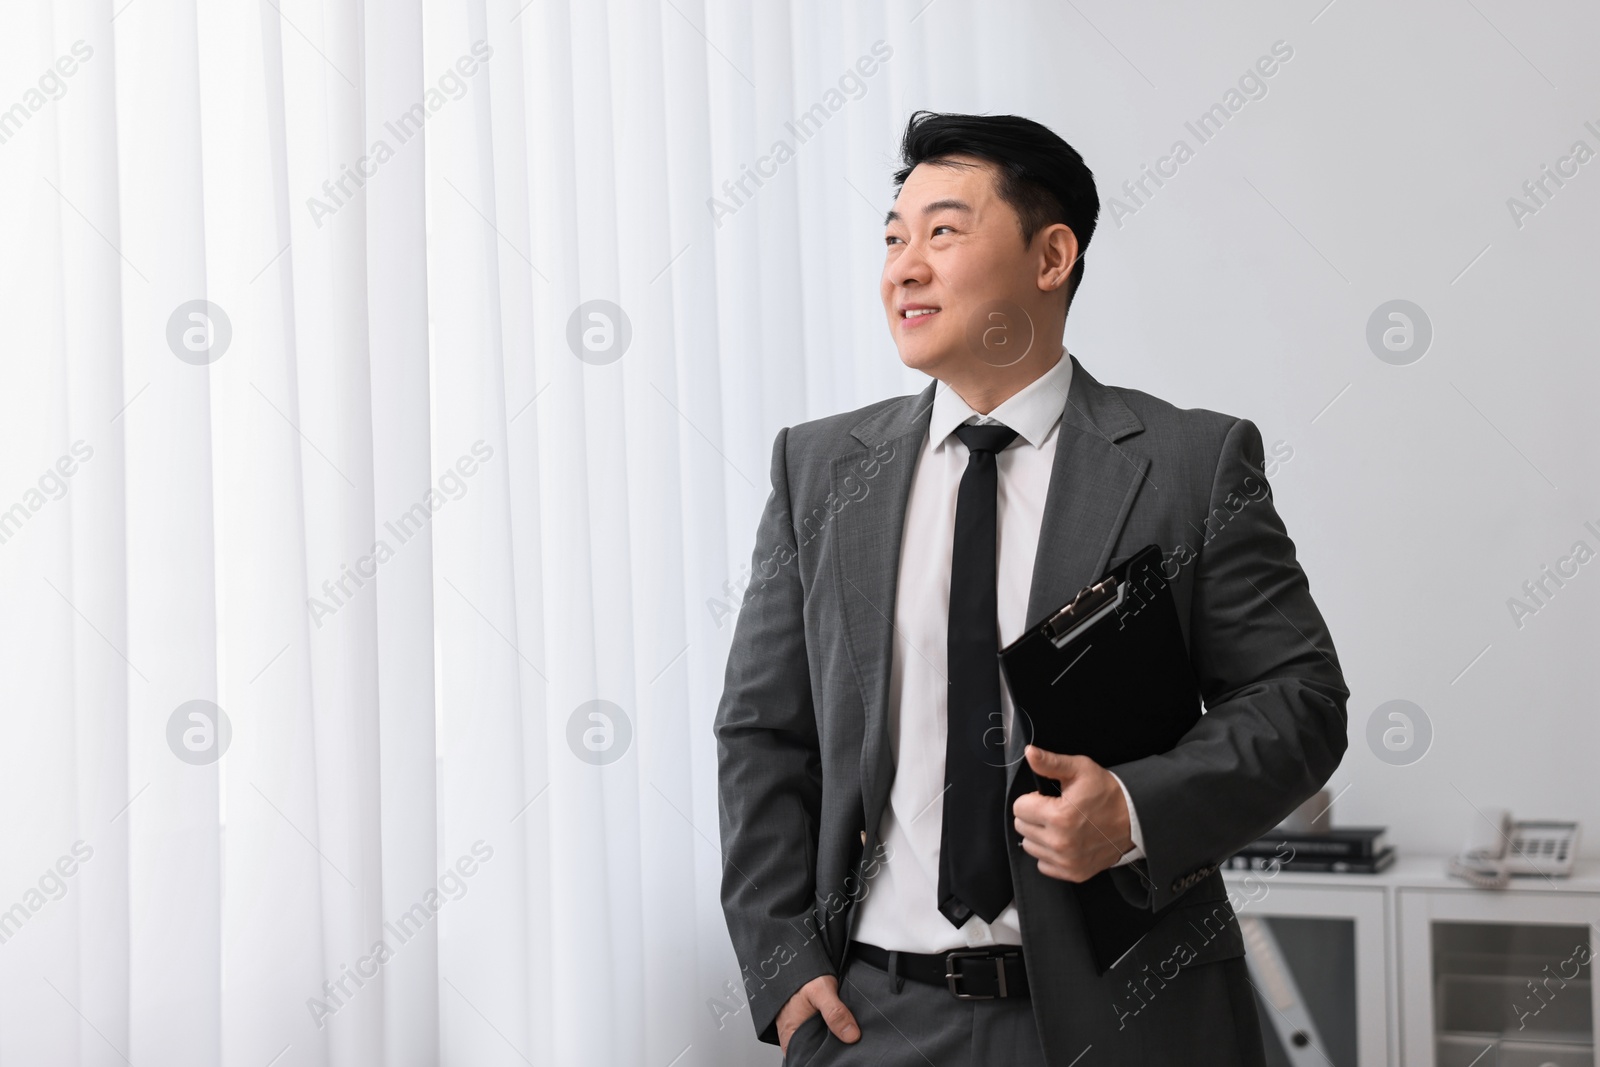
left=1224, top=855, right=1600, bottom=1067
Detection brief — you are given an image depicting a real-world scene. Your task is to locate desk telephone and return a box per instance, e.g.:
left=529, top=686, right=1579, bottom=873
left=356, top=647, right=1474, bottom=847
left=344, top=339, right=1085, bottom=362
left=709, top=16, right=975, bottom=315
left=1447, top=809, right=1580, bottom=888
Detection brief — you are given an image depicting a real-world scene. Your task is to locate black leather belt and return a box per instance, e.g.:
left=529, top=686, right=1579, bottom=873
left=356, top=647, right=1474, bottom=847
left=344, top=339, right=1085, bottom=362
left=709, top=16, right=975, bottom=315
left=850, top=940, right=1030, bottom=999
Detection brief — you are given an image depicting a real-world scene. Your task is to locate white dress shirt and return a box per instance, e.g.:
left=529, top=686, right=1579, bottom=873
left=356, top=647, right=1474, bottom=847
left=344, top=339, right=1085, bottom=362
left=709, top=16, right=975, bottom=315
left=851, top=349, right=1146, bottom=952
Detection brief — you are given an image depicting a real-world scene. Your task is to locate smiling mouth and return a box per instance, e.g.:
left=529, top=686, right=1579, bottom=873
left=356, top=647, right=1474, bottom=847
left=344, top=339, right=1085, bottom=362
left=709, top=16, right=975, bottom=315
left=901, top=307, right=941, bottom=323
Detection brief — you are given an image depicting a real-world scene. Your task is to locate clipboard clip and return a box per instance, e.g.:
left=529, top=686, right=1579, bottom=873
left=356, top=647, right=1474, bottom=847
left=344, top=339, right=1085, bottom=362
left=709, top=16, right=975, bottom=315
left=1042, top=575, right=1126, bottom=648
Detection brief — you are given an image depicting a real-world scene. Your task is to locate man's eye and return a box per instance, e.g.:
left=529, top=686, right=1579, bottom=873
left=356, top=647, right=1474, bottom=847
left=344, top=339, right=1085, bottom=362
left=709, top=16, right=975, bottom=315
left=932, top=225, right=954, bottom=236
left=885, top=234, right=903, bottom=246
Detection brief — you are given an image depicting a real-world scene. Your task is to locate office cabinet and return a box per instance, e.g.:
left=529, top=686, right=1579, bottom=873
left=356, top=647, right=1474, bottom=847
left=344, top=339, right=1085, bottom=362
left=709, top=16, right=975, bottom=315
left=1225, top=856, right=1600, bottom=1066
left=1398, top=886, right=1595, bottom=1066
left=1224, top=875, right=1392, bottom=1065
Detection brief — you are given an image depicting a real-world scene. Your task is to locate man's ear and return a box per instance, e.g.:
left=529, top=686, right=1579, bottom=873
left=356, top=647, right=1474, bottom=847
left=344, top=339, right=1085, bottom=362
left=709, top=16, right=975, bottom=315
left=1036, top=222, right=1078, bottom=297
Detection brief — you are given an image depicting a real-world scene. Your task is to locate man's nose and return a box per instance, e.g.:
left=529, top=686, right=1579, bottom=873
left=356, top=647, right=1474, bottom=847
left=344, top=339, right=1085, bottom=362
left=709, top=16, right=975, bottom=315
left=892, top=241, right=932, bottom=287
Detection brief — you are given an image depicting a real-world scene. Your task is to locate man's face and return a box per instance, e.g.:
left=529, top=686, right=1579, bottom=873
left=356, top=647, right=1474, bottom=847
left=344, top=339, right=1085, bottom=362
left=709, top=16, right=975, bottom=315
left=880, top=155, right=1052, bottom=377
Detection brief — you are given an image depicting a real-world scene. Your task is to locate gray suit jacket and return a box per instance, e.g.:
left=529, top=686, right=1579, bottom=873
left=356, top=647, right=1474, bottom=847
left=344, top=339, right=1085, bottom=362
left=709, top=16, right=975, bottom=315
left=714, top=355, right=1348, bottom=1065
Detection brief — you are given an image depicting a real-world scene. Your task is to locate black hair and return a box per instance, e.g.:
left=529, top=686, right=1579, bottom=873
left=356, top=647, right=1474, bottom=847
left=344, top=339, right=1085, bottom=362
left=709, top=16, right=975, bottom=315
left=891, top=111, right=1099, bottom=313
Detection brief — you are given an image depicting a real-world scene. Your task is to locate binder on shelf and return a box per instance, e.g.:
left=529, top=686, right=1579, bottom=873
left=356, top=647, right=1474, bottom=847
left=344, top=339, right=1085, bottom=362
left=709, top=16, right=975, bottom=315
left=1225, top=846, right=1395, bottom=875
left=1239, top=916, right=1333, bottom=1067
left=1238, top=827, right=1390, bottom=861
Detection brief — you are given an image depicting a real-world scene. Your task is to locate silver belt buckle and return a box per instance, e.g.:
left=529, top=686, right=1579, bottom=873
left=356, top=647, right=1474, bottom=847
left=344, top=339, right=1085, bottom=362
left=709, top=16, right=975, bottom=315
left=945, top=949, right=1012, bottom=1000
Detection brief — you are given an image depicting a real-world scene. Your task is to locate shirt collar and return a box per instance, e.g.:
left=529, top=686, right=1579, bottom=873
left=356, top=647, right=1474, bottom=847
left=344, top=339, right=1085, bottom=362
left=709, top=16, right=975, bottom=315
left=928, top=346, right=1073, bottom=452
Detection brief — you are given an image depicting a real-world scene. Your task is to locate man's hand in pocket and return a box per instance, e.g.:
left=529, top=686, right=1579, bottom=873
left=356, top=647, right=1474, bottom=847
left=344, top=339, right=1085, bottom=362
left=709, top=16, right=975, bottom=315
left=776, top=974, right=860, bottom=1053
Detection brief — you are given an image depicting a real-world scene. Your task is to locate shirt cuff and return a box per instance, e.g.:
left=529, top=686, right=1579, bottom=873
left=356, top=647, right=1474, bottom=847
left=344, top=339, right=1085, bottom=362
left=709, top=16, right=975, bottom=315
left=1108, top=771, right=1145, bottom=866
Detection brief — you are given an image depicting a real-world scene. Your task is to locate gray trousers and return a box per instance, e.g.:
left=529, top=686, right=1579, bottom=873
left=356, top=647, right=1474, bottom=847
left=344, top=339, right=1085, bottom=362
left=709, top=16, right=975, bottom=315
left=782, top=952, right=1050, bottom=1067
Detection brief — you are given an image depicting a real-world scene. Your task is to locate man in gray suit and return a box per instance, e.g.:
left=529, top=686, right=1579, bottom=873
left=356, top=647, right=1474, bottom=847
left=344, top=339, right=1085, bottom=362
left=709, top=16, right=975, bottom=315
left=715, top=111, right=1348, bottom=1066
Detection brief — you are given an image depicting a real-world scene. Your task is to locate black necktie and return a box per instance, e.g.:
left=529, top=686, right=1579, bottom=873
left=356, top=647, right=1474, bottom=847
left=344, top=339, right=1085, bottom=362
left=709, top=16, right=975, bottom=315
left=938, top=421, right=1020, bottom=927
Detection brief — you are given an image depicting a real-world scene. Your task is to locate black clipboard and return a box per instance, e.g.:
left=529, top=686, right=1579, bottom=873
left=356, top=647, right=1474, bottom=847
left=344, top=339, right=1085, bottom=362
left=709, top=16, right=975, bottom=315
left=998, top=543, right=1202, bottom=974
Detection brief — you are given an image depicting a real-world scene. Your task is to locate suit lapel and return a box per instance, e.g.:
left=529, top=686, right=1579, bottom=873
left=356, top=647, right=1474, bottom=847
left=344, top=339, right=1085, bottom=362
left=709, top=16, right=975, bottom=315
left=1023, top=356, right=1149, bottom=627
left=1007, top=357, right=1149, bottom=788
left=833, top=381, right=936, bottom=824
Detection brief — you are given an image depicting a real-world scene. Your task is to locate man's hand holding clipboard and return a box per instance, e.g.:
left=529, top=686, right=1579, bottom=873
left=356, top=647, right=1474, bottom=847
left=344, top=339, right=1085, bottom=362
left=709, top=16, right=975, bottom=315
left=1012, top=745, right=1138, bottom=884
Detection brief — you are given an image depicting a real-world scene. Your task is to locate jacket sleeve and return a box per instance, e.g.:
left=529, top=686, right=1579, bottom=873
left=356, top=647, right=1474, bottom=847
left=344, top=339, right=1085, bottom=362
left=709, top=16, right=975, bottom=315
left=713, top=426, right=835, bottom=1045
left=1108, top=417, right=1349, bottom=912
